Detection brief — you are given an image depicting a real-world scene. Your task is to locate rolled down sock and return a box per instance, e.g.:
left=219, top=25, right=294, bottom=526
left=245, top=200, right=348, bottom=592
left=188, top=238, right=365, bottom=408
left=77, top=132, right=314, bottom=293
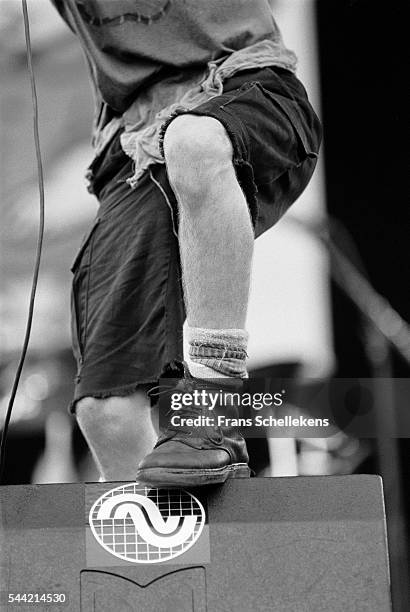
left=186, top=327, right=249, bottom=379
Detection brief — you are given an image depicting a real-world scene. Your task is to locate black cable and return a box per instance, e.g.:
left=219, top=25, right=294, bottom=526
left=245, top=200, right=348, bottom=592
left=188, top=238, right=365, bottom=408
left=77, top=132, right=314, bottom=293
left=0, top=0, right=45, bottom=483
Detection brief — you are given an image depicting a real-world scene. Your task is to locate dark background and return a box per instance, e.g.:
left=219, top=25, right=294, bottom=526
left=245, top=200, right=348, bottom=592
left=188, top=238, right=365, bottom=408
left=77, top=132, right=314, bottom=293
left=317, top=1, right=409, bottom=607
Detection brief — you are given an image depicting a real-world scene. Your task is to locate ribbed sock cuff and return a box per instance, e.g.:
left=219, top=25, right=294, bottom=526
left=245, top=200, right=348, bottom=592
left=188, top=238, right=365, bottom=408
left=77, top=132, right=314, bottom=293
left=187, top=327, right=249, bottom=378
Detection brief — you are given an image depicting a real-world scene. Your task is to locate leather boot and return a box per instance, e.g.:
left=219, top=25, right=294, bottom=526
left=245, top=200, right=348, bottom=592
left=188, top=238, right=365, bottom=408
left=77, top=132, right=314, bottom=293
left=136, top=370, right=250, bottom=487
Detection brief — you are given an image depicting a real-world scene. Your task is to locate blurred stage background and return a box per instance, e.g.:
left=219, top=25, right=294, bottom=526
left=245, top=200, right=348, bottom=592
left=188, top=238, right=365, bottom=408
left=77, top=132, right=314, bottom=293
left=0, top=0, right=408, bottom=606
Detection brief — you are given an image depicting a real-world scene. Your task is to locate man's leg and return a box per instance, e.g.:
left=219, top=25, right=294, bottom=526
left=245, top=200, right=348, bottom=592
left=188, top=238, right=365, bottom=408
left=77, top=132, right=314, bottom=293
left=69, top=136, right=186, bottom=483
left=135, top=115, right=253, bottom=486
left=163, top=115, right=253, bottom=333
left=76, top=391, right=157, bottom=481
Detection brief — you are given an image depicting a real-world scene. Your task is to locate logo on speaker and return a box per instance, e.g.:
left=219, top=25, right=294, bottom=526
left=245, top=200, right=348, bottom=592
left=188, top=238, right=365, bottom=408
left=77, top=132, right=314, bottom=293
left=89, top=483, right=205, bottom=563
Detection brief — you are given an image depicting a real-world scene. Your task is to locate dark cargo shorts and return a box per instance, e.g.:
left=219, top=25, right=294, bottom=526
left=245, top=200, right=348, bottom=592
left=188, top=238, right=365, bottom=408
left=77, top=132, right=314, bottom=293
left=69, top=66, right=322, bottom=411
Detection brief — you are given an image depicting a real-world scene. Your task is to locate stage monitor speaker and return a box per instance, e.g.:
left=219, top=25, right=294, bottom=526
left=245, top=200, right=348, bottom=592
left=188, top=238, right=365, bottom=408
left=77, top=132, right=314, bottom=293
left=0, top=475, right=391, bottom=611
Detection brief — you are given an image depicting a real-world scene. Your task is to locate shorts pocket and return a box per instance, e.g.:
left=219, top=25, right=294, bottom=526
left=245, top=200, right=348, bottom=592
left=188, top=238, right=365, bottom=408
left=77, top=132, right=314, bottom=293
left=70, top=218, right=101, bottom=361
left=70, top=218, right=101, bottom=274
left=260, top=85, right=321, bottom=163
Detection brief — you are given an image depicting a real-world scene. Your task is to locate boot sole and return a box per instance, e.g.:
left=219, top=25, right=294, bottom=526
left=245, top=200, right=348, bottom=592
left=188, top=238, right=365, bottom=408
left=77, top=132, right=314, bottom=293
left=136, top=463, right=251, bottom=488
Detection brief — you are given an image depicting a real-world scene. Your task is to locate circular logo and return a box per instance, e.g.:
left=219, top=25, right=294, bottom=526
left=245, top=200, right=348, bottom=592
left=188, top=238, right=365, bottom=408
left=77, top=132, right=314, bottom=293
left=89, top=483, right=205, bottom=564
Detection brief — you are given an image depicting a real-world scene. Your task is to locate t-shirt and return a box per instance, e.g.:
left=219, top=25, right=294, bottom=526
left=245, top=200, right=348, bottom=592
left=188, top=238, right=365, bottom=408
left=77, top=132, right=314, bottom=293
left=51, top=0, right=296, bottom=113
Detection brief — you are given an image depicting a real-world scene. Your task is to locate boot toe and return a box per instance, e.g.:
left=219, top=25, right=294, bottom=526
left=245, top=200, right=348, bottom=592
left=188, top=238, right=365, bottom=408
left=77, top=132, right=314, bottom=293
left=138, top=440, right=231, bottom=471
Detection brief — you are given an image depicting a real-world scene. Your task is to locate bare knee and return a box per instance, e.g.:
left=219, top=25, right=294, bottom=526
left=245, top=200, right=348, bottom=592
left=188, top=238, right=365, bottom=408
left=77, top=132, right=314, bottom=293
left=75, top=392, right=149, bottom=435
left=76, top=396, right=125, bottom=436
left=163, top=115, right=233, bottom=202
